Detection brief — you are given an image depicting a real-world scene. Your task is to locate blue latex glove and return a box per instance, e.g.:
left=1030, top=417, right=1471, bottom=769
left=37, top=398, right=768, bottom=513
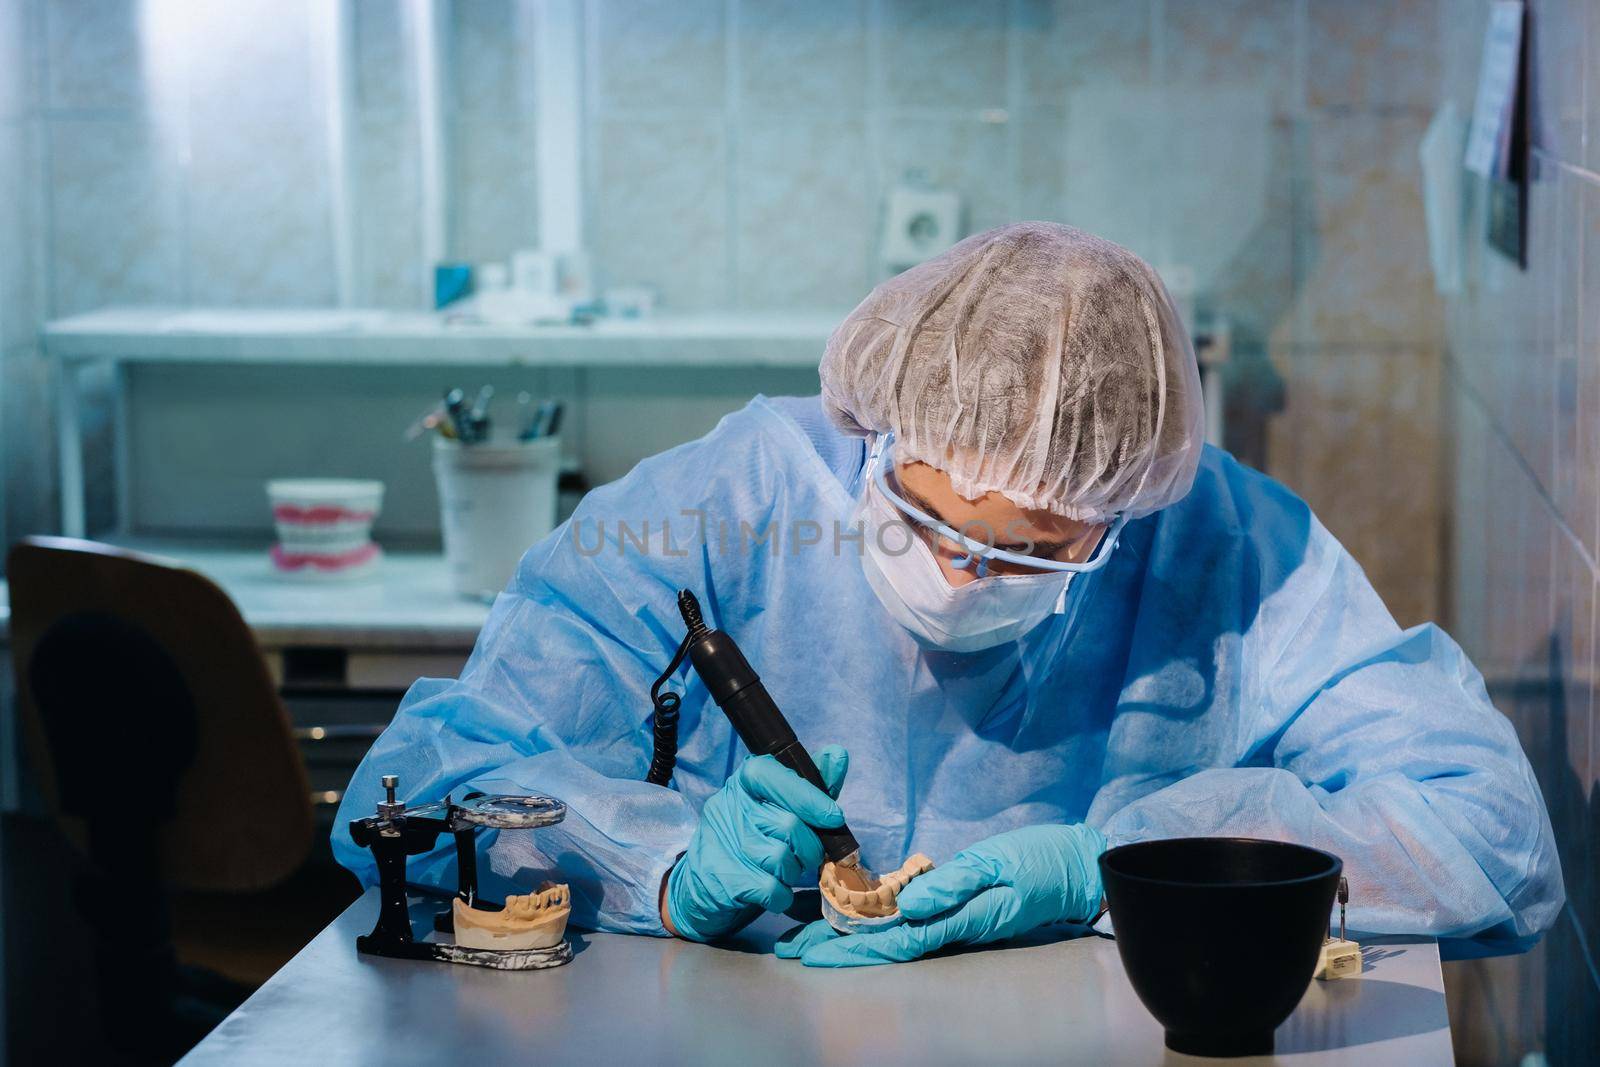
left=666, top=746, right=849, bottom=942
left=776, top=823, right=1105, bottom=967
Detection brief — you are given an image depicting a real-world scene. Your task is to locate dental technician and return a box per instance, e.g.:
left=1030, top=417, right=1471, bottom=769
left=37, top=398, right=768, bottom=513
left=334, top=223, right=1561, bottom=966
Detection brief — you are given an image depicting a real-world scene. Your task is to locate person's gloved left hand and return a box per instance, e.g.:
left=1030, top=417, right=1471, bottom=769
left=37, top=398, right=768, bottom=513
left=775, top=823, right=1105, bottom=967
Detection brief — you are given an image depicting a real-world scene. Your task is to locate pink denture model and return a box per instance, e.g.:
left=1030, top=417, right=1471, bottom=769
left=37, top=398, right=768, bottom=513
left=266, top=478, right=385, bottom=579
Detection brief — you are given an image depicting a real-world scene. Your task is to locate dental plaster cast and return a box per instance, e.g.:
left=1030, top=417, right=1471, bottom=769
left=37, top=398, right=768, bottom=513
left=820, top=854, right=934, bottom=919
left=452, top=882, right=571, bottom=951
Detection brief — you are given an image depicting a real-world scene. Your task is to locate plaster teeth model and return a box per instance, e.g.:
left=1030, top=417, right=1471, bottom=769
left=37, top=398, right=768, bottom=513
left=452, top=882, right=571, bottom=951
left=820, top=854, right=934, bottom=919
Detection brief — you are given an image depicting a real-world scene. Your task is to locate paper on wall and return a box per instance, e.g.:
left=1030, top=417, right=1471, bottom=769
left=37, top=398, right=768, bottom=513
left=1464, top=1, right=1525, bottom=178
left=1419, top=102, right=1466, bottom=295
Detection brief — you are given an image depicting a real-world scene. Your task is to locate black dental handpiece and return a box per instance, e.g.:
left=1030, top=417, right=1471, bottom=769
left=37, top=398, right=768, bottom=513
left=675, top=590, right=864, bottom=870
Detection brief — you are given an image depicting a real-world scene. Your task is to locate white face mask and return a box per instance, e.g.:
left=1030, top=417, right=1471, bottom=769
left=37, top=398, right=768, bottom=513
left=856, top=481, right=1075, bottom=653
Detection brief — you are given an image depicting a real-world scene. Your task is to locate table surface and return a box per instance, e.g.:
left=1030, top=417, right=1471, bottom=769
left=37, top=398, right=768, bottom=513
left=0, top=542, right=488, bottom=649
left=179, top=888, right=1453, bottom=1067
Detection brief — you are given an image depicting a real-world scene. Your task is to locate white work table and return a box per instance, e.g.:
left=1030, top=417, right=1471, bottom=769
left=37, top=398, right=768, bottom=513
left=127, top=544, right=488, bottom=649
left=0, top=543, right=488, bottom=687
left=179, top=889, right=1453, bottom=1066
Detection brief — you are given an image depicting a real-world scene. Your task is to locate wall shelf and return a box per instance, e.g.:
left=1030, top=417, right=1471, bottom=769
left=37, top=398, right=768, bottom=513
left=42, top=306, right=841, bottom=537
left=43, top=307, right=840, bottom=368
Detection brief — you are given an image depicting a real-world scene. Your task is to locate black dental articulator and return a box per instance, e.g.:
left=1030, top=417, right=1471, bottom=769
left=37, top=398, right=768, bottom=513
left=348, top=776, right=573, bottom=970
left=649, top=588, right=882, bottom=895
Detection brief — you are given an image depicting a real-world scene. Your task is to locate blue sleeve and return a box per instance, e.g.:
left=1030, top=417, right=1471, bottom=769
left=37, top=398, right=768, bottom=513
left=329, top=408, right=772, bottom=935
left=1097, top=501, right=1563, bottom=942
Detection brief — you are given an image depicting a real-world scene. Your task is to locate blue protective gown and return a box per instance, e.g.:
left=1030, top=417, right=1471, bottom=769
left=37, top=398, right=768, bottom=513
left=332, top=395, right=1562, bottom=943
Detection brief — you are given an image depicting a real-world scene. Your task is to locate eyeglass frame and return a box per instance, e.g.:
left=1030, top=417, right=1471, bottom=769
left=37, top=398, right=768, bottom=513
left=868, top=432, right=1128, bottom=578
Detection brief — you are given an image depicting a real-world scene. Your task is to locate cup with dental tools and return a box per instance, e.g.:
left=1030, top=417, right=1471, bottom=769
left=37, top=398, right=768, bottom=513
left=414, top=387, right=563, bottom=600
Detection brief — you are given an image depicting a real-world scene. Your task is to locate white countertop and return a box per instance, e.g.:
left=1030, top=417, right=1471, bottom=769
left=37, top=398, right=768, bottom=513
left=180, top=890, right=1454, bottom=1066
left=0, top=542, right=490, bottom=650
left=42, top=307, right=841, bottom=367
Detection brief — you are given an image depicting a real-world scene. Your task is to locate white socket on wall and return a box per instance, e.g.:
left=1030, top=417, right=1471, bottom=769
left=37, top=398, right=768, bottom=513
left=881, top=186, right=963, bottom=270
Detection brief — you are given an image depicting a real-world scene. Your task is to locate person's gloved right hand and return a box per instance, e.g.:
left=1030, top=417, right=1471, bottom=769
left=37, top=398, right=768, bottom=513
left=664, top=745, right=848, bottom=942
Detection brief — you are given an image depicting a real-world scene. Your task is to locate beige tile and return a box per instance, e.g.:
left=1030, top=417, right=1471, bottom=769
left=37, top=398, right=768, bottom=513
left=1446, top=379, right=1491, bottom=659
left=170, top=0, right=335, bottom=303
left=1578, top=176, right=1600, bottom=563
left=354, top=111, right=424, bottom=309
left=1550, top=167, right=1585, bottom=543
left=1292, top=113, right=1443, bottom=348
left=1482, top=434, right=1525, bottom=680
left=451, top=0, right=532, bottom=117
left=1529, top=0, right=1586, bottom=165
left=1306, top=0, right=1438, bottom=111
left=1472, top=167, right=1543, bottom=468
left=592, top=117, right=728, bottom=311
left=1267, top=347, right=1443, bottom=627
left=1554, top=533, right=1596, bottom=803
left=1434, top=0, right=1489, bottom=116
left=1515, top=463, right=1558, bottom=679
left=737, top=0, right=868, bottom=113
left=47, top=117, right=184, bottom=316
left=44, top=0, right=142, bottom=112
left=0, top=0, right=36, bottom=119
left=1015, top=106, right=1068, bottom=224
left=352, top=0, right=414, bottom=113
left=735, top=118, right=872, bottom=310
left=1262, top=341, right=1300, bottom=486
left=1444, top=173, right=1492, bottom=396
left=1162, top=0, right=1294, bottom=111
left=186, top=110, right=338, bottom=307
left=879, top=0, right=1007, bottom=109
left=183, top=0, right=320, bottom=129
left=1059, top=86, right=1167, bottom=263
left=1161, top=108, right=1296, bottom=343
left=0, top=116, right=41, bottom=348
left=1013, top=0, right=1152, bottom=104
left=450, top=115, right=540, bottom=266
left=1496, top=159, right=1565, bottom=500
left=1590, top=0, right=1600, bottom=174
left=594, top=0, right=727, bottom=112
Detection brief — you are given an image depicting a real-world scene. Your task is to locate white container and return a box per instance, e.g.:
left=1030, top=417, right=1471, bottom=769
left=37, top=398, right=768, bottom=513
left=511, top=248, right=558, bottom=295
left=266, top=478, right=385, bottom=580
left=432, top=435, right=560, bottom=600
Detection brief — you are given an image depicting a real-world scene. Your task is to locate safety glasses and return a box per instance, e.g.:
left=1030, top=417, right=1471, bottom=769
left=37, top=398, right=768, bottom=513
left=869, top=432, right=1127, bottom=578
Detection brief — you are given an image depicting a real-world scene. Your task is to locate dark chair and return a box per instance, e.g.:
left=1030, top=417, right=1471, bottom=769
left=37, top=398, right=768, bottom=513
left=7, top=537, right=312, bottom=1062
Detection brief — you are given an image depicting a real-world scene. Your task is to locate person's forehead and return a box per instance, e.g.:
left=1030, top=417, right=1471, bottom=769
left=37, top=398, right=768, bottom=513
left=894, top=460, right=1088, bottom=537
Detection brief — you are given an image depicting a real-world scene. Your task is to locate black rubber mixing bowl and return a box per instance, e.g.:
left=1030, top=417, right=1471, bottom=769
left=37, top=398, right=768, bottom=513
left=1099, top=837, right=1342, bottom=1058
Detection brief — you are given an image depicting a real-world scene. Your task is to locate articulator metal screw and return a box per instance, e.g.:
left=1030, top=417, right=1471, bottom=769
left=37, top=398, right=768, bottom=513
left=378, top=774, right=405, bottom=821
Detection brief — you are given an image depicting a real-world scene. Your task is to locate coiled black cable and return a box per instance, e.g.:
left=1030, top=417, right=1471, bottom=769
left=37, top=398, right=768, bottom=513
left=646, top=592, right=710, bottom=785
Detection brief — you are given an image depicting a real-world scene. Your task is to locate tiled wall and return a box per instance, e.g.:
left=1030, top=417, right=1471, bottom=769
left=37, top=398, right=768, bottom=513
left=0, top=0, right=549, bottom=535
left=1435, top=1, right=1599, bottom=1064
left=578, top=0, right=1449, bottom=622
left=0, top=0, right=1450, bottom=629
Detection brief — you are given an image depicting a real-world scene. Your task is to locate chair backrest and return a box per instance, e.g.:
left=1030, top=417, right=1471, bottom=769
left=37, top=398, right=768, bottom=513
left=8, top=536, right=312, bottom=890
